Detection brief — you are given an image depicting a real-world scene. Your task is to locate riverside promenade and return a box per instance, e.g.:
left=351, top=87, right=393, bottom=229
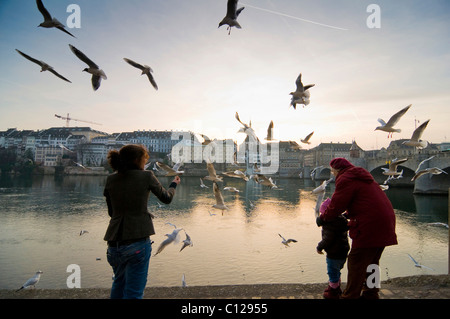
left=2, top=275, right=449, bottom=299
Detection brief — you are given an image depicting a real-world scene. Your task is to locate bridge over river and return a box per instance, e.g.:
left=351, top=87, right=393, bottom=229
left=304, top=153, right=450, bottom=195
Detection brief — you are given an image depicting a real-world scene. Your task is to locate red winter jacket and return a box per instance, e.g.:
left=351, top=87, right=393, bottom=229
left=320, top=166, right=398, bottom=249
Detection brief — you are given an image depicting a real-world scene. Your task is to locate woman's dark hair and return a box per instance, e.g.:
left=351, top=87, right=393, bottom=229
left=107, top=144, right=149, bottom=172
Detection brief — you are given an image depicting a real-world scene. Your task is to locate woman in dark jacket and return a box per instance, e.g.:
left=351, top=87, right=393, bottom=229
left=104, top=144, right=180, bottom=299
left=318, top=158, right=397, bottom=299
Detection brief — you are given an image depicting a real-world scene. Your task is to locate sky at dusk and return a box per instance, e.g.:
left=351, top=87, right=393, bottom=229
left=1, top=0, right=449, bottom=150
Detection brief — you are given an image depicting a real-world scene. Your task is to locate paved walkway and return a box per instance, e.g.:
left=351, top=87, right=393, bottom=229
left=2, top=275, right=449, bottom=299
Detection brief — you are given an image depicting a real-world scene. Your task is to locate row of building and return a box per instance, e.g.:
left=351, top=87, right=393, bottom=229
left=1, top=126, right=448, bottom=176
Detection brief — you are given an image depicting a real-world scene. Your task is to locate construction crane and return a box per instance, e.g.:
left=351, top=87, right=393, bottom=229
left=55, top=113, right=102, bottom=127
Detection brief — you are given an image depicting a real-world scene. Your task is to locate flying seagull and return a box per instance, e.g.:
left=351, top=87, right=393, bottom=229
left=290, top=73, right=315, bottom=109
left=218, top=0, right=245, bottom=35
left=153, top=228, right=183, bottom=256
left=222, top=169, right=249, bottom=181
left=79, top=230, right=89, bottom=236
left=16, top=271, right=43, bottom=291
left=278, top=234, right=297, bottom=247
left=204, top=162, right=223, bottom=183
left=255, top=174, right=277, bottom=189
left=411, top=167, right=448, bottom=182
left=407, top=254, right=434, bottom=271
left=156, top=161, right=184, bottom=176
left=402, top=119, right=430, bottom=148
left=375, top=104, right=411, bottom=138
left=235, top=112, right=259, bottom=142
left=15, top=49, right=71, bottom=83
left=212, top=182, right=229, bottom=213
left=301, top=131, right=314, bottom=144
left=382, top=158, right=408, bottom=177
left=69, top=44, right=107, bottom=91
left=36, top=0, right=76, bottom=38
left=123, top=58, right=158, bottom=90
left=180, top=230, right=193, bottom=252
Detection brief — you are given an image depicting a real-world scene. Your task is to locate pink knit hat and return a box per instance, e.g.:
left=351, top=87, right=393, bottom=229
left=329, top=158, right=354, bottom=170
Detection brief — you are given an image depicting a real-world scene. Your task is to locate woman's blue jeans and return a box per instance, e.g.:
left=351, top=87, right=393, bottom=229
left=106, top=238, right=152, bottom=299
left=326, top=257, right=346, bottom=284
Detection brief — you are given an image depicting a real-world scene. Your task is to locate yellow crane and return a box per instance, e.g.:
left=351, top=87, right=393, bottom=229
left=54, top=113, right=102, bottom=127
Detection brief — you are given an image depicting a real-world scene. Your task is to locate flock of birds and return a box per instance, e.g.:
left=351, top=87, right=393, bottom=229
left=12, top=0, right=448, bottom=291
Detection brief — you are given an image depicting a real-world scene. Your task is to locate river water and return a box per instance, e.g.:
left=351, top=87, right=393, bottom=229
left=0, top=174, right=448, bottom=290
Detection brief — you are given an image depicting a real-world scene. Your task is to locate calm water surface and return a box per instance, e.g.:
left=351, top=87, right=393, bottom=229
left=0, top=174, right=448, bottom=289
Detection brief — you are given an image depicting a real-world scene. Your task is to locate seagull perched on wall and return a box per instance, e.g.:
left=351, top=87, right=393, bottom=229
left=15, top=49, right=71, bottom=83
left=218, top=0, right=245, bottom=35
left=123, top=58, right=158, bottom=90
left=290, top=73, right=315, bottom=109
left=36, top=0, right=76, bottom=37
left=69, top=44, right=107, bottom=91
left=375, top=104, right=411, bottom=138
left=402, top=119, right=430, bottom=148
left=16, top=271, right=43, bottom=291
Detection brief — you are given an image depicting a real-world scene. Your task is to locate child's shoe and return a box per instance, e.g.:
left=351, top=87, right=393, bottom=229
left=323, top=284, right=342, bottom=299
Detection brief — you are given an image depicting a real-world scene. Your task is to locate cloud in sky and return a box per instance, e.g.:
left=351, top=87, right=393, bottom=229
left=1, top=0, right=449, bottom=150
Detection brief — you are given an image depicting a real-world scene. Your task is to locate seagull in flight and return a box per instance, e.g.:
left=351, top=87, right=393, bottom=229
left=407, top=254, right=434, bottom=271
left=382, top=158, right=408, bottom=177
left=402, top=119, right=430, bottom=148
left=69, top=44, right=107, bottom=91
left=16, top=271, right=43, bottom=291
left=123, top=58, right=158, bottom=90
left=153, top=228, right=183, bottom=256
left=255, top=174, right=277, bottom=189
left=79, top=230, right=89, bottom=236
left=36, top=0, right=76, bottom=38
left=219, top=0, right=245, bottom=35
left=375, top=104, right=411, bottom=138
left=411, top=167, right=448, bottom=182
left=212, top=182, right=229, bottom=213
left=265, top=121, right=276, bottom=141
left=290, top=73, right=315, bottom=109
left=278, top=234, right=297, bottom=247
left=235, top=112, right=259, bottom=142
left=15, top=49, right=71, bottom=83
left=180, top=230, right=193, bottom=252
left=301, top=131, right=314, bottom=144
left=156, top=161, right=184, bottom=176
left=204, top=162, right=223, bottom=183
left=199, top=178, right=209, bottom=188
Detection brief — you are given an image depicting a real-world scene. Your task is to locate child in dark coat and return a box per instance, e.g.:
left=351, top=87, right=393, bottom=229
left=316, top=198, right=350, bottom=299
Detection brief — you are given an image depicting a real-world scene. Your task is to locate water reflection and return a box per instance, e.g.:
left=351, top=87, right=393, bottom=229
left=0, top=175, right=447, bottom=290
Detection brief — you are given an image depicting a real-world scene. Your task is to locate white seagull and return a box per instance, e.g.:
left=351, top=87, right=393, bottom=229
left=289, top=141, right=302, bottom=150
left=36, top=0, right=76, bottom=38
left=204, top=162, right=223, bottom=183
left=411, top=167, right=448, bottom=182
left=222, top=170, right=249, bottom=181
left=402, top=119, right=430, bottom=148
left=199, top=178, right=209, bottom=188
left=16, top=271, right=43, bottom=291
left=123, top=58, right=158, bottom=90
left=219, top=0, right=245, bottom=35
left=254, top=174, right=277, bottom=189
left=156, top=161, right=184, bottom=176
left=426, top=222, right=449, bottom=229
left=312, top=177, right=333, bottom=195
left=290, top=73, right=315, bottom=109
left=79, top=230, right=89, bottom=236
left=301, top=131, right=314, bottom=144
left=212, top=182, right=229, bottom=212
left=181, top=273, right=187, bottom=288
left=278, top=234, right=298, bottom=247
left=180, top=230, right=193, bottom=252
left=235, top=112, right=259, bottom=142
left=375, top=104, right=411, bottom=138
left=15, top=49, right=71, bottom=83
left=407, top=254, right=434, bottom=271
left=69, top=44, right=107, bottom=91
left=382, top=158, right=408, bottom=177
left=224, top=186, right=240, bottom=193
left=153, top=228, right=183, bottom=256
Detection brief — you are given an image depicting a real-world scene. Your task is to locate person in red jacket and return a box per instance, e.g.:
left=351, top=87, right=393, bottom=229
left=318, top=158, right=397, bottom=299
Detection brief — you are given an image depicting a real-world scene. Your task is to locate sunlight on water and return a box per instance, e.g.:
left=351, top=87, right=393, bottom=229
left=0, top=175, right=448, bottom=290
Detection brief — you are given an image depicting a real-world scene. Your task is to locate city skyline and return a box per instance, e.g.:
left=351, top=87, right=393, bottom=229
left=1, top=0, right=449, bottom=151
